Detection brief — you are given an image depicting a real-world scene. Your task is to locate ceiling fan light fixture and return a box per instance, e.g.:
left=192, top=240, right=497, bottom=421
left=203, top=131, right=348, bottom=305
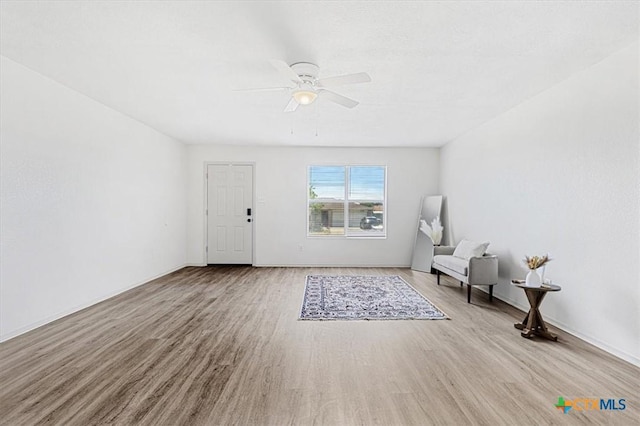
left=292, top=89, right=318, bottom=105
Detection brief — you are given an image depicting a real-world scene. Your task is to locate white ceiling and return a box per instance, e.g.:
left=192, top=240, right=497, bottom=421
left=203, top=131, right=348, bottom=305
left=1, top=1, right=638, bottom=147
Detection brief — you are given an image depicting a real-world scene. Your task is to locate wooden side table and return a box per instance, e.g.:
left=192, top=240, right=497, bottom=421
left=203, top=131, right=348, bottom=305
left=511, top=280, right=561, bottom=341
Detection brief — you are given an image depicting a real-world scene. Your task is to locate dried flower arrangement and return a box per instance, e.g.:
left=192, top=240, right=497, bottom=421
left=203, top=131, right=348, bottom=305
left=523, top=254, right=551, bottom=270
left=419, top=216, right=443, bottom=245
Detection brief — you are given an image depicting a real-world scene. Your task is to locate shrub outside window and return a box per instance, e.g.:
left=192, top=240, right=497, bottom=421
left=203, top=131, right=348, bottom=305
left=308, top=165, right=386, bottom=237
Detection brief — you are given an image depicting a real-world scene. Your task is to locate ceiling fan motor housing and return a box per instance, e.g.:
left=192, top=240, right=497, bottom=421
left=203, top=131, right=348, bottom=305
left=290, top=62, right=320, bottom=105
left=290, top=62, right=320, bottom=85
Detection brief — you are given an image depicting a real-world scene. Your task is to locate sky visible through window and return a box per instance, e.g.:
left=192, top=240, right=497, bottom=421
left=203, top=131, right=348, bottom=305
left=309, top=166, right=384, bottom=200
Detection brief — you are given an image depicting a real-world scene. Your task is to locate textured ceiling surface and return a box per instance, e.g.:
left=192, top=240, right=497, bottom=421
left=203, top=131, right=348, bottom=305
left=1, top=1, right=638, bottom=147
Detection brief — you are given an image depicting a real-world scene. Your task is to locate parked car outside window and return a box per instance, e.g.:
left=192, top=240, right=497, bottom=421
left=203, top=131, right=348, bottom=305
left=360, top=216, right=382, bottom=230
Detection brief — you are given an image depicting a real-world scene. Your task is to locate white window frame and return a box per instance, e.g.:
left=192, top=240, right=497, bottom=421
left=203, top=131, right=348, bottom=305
left=307, top=165, right=387, bottom=239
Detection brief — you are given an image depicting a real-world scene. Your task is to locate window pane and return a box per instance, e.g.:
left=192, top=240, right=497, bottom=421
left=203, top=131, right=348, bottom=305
left=309, top=166, right=345, bottom=200
left=349, top=166, right=385, bottom=201
left=347, top=201, right=384, bottom=235
left=308, top=201, right=345, bottom=236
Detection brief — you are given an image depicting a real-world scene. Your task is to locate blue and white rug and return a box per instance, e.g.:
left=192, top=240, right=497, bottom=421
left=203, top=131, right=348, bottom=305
left=299, top=275, right=449, bottom=320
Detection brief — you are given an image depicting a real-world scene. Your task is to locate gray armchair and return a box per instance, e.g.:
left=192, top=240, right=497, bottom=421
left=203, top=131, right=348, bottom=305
left=432, top=246, right=498, bottom=303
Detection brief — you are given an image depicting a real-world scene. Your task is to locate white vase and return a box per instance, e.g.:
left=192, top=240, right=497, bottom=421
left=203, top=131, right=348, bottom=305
left=525, top=269, right=541, bottom=287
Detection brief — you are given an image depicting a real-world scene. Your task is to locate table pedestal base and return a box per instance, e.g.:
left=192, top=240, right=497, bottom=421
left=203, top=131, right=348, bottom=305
left=514, top=288, right=558, bottom=341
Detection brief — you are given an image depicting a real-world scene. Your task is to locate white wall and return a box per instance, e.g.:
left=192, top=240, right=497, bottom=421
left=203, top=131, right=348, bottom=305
left=0, top=57, right=187, bottom=341
left=187, top=145, right=439, bottom=266
left=440, top=42, right=639, bottom=365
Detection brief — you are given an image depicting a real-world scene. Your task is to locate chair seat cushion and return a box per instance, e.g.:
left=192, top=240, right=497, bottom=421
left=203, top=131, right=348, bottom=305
left=433, top=255, right=468, bottom=276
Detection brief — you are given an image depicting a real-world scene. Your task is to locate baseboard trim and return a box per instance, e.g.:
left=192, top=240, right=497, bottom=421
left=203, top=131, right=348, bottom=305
left=491, top=291, right=640, bottom=368
left=189, top=263, right=413, bottom=268
left=253, top=263, right=412, bottom=268
left=0, top=263, right=188, bottom=343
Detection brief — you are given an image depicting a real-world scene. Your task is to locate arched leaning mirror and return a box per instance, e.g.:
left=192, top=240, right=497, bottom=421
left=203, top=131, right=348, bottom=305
left=410, top=195, right=443, bottom=272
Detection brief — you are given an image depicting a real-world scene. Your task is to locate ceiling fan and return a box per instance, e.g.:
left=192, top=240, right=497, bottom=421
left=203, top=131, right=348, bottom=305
left=239, top=60, right=371, bottom=112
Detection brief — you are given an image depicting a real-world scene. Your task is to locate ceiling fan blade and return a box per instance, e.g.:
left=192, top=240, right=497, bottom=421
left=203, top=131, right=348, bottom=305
left=319, top=89, right=359, bottom=109
left=233, top=86, right=292, bottom=92
left=316, top=72, right=371, bottom=88
left=283, top=97, right=299, bottom=112
left=270, top=59, right=303, bottom=84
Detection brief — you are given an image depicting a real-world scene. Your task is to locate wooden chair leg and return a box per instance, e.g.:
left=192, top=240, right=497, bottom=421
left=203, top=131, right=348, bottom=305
left=489, top=285, right=493, bottom=302
left=467, top=284, right=471, bottom=303
left=460, top=281, right=463, bottom=287
left=436, top=270, right=440, bottom=285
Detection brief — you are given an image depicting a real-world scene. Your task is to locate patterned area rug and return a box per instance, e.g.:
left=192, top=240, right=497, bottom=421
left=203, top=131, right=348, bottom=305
left=299, top=275, right=449, bottom=320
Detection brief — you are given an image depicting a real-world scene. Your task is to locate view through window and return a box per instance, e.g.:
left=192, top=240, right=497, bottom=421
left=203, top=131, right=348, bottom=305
left=308, top=166, right=386, bottom=237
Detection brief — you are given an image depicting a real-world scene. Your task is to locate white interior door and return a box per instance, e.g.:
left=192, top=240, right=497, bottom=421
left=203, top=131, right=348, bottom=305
left=207, top=164, right=253, bottom=264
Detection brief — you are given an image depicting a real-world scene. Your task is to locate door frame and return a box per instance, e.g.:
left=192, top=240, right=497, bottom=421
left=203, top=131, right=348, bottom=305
left=203, top=161, right=256, bottom=265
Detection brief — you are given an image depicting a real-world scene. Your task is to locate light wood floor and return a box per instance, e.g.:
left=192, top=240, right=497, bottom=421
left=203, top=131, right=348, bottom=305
left=1, top=266, right=638, bottom=425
